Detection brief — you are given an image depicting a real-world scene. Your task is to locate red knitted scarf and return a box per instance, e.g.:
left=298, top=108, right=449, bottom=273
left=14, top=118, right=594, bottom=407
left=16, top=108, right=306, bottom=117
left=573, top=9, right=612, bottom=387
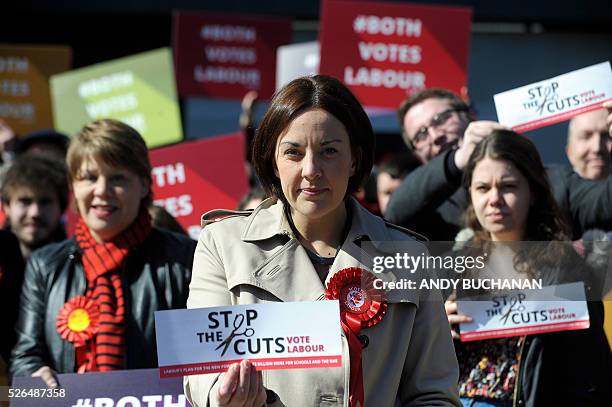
left=74, top=209, right=151, bottom=372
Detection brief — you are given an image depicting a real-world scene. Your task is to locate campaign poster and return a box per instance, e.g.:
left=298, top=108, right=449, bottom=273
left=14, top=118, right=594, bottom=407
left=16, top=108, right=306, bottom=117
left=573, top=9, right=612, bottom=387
left=0, top=45, right=71, bottom=135
left=458, top=282, right=590, bottom=342
left=149, top=132, right=249, bottom=239
left=10, top=368, right=191, bottom=407
left=173, top=11, right=292, bottom=99
left=494, top=61, right=612, bottom=133
left=155, top=301, right=342, bottom=377
left=319, top=0, right=472, bottom=108
left=50, top=48, right=183, bottom=148
left=276, top=41, right=320, bottom=91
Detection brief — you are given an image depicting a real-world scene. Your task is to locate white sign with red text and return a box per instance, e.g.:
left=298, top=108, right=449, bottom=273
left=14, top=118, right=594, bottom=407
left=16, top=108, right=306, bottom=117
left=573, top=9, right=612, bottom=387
left=155, top=301, right=343, bottom=377
left=494, top=61, right=612, bottom=133
left=457, top=282, right=590, bottom=342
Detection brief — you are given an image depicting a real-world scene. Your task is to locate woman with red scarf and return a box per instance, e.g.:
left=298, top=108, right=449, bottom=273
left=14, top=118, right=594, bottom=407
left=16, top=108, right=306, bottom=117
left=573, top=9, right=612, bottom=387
left=10, top=119, right=195, bottom=385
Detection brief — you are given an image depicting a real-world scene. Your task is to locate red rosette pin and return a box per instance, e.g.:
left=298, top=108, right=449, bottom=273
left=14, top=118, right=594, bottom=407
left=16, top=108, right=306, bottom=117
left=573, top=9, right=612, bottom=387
left=56, top=296, right=100, bottom=346
left=326, top=267, right=387, bottom=407
left=326, top=267, right=387, bottom=329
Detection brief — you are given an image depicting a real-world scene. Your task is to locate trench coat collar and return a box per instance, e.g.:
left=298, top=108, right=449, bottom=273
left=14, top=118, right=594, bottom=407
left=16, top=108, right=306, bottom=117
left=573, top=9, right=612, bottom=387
left=241, top=197, right=292, bottom=241
left=241, top=197, right=395, bottom=250
left=238, top=197, right=418, bottom=305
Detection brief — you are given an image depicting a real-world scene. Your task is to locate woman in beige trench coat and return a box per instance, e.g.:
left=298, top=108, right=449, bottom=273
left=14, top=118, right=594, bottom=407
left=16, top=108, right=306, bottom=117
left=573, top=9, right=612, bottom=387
left=184, top=75, right=460, bottom=407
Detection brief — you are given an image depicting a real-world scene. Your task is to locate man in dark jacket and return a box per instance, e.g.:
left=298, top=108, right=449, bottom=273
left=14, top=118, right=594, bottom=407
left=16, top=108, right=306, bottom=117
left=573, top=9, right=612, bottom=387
left=386, top=89, right=612, bottom=240
left=0, top=230, right=25, bottom=368
left=1, top=155, right=68, bottom=260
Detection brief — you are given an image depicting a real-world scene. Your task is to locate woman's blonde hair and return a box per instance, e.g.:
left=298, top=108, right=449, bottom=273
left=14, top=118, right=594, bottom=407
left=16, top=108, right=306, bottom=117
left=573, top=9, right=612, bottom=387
left=67, top=118, right=153, bottom=207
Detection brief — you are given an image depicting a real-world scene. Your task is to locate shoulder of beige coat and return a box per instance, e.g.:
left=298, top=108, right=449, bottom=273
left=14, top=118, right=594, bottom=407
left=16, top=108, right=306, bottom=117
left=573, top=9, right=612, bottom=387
left=200, top=208, right=253, bottom=228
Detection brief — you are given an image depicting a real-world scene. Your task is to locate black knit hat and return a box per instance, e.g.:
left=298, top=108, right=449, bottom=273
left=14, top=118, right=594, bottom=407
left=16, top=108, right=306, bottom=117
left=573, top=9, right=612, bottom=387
left=17, top=129, right=69, bottom=155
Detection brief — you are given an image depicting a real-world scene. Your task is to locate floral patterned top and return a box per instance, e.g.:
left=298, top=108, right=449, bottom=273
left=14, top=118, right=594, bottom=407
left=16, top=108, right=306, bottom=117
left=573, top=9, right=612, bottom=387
left=456, top=336, right=523, bottom=401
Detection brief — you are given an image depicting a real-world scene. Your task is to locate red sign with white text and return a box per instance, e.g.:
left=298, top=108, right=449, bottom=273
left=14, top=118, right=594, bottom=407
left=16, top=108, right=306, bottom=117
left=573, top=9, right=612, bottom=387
left=173, top=11, right=292, bottom=99
left=150, top=133, right=249, bottom=239
left=319, top=0, right=472, bottom=108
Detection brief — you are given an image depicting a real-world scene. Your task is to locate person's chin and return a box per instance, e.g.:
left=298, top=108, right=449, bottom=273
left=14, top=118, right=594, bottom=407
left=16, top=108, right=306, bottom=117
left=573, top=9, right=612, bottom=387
left=484, top=222, right=511, bottom=235
left=295, top=200, right=332, bottom=218
left=87, top=216, right=116, bottom=232
left=587, top=165, right=608, bottom=179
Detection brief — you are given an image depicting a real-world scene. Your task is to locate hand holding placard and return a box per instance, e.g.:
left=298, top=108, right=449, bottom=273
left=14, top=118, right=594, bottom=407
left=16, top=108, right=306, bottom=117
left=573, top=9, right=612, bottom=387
left=444, top=290, right=472, bottom=339
left=31, top=366, right=58, bottom=388
left=213, top=360, right=267, bottom=407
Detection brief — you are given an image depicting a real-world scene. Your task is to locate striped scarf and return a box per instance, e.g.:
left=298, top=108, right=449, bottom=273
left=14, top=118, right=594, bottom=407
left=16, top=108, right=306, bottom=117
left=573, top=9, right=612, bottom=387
left=74, top=209, right=151, bottom=372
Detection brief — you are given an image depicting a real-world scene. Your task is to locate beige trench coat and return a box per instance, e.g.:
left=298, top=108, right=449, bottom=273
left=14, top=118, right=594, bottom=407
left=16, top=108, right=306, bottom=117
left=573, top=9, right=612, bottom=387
left=184, top=198, right=460, bottom=407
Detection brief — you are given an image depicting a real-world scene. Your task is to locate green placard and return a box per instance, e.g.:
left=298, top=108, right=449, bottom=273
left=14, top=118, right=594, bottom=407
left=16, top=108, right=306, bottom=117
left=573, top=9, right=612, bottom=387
left=50, top=48, right=182, bottom=148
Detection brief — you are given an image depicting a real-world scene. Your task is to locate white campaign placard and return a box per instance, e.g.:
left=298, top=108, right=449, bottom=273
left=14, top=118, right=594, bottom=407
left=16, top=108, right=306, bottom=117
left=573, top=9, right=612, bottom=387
left=457, top=282, right=590, bottom=342
left=276, top=41, right=320, bottom=91
left=494, top=61, right=612, bottom=133
left=154, top=301, right=343, bottom=377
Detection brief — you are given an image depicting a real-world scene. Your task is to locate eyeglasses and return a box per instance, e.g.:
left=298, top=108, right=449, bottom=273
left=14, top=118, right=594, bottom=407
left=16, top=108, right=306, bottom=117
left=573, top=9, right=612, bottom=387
left=409, top=107, right=469, bottom=147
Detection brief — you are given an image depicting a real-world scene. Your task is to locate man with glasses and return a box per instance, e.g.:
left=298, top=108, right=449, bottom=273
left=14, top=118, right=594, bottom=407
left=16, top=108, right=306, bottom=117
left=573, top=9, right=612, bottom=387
left=386, top=89, right=612, bottom=241
left=387, top=88, right=505, bottom=240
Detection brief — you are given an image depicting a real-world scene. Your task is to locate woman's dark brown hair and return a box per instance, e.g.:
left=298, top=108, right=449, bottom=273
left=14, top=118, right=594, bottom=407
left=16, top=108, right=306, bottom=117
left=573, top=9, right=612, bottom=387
left=462, top=130, right=570, bottom=275
left=463, top=129, right=569, bottom=241
left=251, top=75, right=375, bottom=204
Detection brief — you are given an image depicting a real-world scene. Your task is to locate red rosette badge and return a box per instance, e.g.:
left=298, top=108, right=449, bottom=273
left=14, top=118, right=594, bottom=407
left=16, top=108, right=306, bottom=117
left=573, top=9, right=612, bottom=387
left=326, top=267, right=387, bottom=329
left=325, top=267, right=388, bottom=407
left=56, top=296, right=100, bottom=346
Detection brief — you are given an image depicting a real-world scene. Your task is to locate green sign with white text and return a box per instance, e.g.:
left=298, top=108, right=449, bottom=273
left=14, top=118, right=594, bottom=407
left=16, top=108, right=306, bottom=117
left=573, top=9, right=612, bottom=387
left=50, top=48, right=182, bottom=148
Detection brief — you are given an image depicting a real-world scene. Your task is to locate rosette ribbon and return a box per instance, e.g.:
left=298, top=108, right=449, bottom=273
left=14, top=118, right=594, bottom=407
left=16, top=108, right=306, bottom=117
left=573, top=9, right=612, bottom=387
left=325, top=267, right=388, bottom=407
left=56, top=296, right=100, bottom=373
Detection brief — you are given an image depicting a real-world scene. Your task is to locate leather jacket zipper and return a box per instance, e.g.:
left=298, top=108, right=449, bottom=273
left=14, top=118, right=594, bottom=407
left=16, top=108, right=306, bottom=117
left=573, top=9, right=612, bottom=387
left=512, top=335, right=528, bottom=406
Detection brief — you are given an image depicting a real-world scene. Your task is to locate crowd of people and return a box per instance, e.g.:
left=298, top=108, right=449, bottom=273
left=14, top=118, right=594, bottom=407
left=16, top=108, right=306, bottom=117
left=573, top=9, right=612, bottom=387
left=0, top=74, right=611, bottom=406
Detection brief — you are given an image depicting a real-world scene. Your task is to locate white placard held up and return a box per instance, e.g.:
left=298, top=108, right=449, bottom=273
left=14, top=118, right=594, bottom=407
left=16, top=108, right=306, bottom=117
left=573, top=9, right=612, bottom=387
left=276, top=41, right=320, bottom=91
left=457, top=282, right=590, bottom=342
left=494, top=62, right=612, bottom=133
left=155, top=301, right=343, bottom=377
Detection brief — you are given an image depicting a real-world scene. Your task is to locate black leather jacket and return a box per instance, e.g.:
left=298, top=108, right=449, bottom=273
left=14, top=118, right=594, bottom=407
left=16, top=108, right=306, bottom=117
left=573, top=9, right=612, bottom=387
left=0, top=230, right=25, bottom=363
left=9, top=227, right=196, bottom=378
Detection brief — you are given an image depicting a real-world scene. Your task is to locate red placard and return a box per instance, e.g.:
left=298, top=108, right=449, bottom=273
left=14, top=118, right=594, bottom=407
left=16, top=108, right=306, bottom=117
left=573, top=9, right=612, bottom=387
left=150, top=133, right=249, bottom=239
left=319, top=0, right=472, bottom=109
left=173, top=11, right=293, bottom=99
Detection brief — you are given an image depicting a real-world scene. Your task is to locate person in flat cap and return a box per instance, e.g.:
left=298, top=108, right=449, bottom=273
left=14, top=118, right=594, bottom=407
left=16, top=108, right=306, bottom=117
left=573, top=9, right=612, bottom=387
left=16, top=129, right=70, bottom=161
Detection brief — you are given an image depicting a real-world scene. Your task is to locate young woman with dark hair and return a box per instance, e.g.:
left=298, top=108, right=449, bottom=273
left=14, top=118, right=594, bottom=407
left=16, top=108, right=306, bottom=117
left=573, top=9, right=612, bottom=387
left=448, top=130, right=611, bottom=406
